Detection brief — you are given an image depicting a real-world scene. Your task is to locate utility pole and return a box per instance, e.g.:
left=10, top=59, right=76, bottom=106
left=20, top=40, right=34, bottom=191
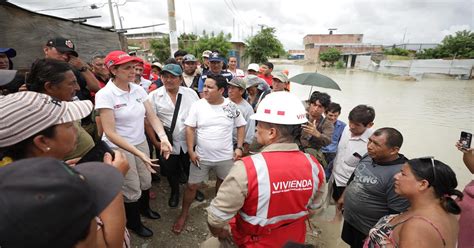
left=114, top=3, right=123, bottom=30
left=107, top=0, right=116, bottom=29
left=167, top=0, right=179, bottom=58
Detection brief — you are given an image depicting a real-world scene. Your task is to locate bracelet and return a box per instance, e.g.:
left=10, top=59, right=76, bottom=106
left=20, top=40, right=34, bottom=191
left=235, top=146, right=244, bottom=151
left=158, top=132, right=167, bottom=138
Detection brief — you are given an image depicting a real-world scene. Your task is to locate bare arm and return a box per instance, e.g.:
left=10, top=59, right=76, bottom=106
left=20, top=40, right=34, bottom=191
left=143, top=100, right=172, bottom=159
left=186, top=125, right=199, bottom=165
left=69, top=57, right=100, bottom=92
left=98, top=192, right=126, bottom=248
left=99, top=108, right=157, bottom=173
left=234, top=125, right=245, bottom=160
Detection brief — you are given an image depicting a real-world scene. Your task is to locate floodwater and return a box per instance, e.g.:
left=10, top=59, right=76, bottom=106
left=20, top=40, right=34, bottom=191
left=275, top=63, right=473, bottom=189
left=272, top=63, right=473, bottom=247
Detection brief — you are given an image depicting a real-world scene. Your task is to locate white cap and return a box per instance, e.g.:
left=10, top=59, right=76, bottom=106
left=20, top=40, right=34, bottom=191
left=251, top=91, right=308, bottom=125
left=151, top=62, right=162, bottom=69
left=247, top=63, right=259, bottom=72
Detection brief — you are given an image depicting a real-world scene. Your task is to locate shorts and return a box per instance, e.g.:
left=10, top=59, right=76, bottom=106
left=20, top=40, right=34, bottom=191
left=188, top=159, right=234, bottom=184
left=332, top=180, right=346, bottom=202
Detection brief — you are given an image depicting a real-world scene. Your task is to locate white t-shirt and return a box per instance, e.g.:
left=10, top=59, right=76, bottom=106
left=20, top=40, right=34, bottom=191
left=185, top=98, right=247, bottom=162
left=230, top=98, right=255, bottom=145
left=147, top=86, right=199, bottom=155
left=228, top=69, right=245, bottom=78
left=139, top=77, right=152, bottom=92
left=333, top=126, right=374, bottom=187
left=95, top=81, right=148, bottom=148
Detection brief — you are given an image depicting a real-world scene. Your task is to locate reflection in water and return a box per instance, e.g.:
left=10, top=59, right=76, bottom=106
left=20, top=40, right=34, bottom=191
left=275, top=63, right=473, bottom=188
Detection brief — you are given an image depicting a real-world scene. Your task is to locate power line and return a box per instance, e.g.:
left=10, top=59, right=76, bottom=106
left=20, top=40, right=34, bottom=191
left=229, top=0, right=249, bottom=28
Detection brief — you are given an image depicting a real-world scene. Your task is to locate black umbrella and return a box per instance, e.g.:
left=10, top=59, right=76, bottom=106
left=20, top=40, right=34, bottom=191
left=289, top=72, right=341, bottom=98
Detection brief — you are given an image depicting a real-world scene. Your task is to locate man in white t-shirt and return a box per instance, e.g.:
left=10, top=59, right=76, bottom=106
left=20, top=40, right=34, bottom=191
left=331, top=104, right=375, bottom=221
left=227, top=77, right=255, bottom=154
left=172, top=74, right=246, bottom=234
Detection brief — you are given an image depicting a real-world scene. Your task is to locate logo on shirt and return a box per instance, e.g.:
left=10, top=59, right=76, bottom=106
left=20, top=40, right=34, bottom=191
left=114, top=103, right=127, bottom=109
left=272, top=179, right=313, bottom=194
left=222, top=103, right=240, bottom=119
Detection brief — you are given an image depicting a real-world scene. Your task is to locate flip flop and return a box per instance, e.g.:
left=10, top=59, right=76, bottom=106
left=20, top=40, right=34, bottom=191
left=172, top=216, right=187, bottom=235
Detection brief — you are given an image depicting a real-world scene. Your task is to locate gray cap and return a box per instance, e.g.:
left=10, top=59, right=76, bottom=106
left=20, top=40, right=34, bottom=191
left=228, top=77, right=246, bottom=89
left=244, top=75, right=266, bottom=89
left=183, top=54, right=197, bottom=62
left=0, top=70, right=17, bottom=86
left=272, top=71, right=289, bottom=83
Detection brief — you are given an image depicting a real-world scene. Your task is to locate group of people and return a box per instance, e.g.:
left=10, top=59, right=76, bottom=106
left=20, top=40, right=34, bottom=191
left=0, top=36, right=472, bottom=248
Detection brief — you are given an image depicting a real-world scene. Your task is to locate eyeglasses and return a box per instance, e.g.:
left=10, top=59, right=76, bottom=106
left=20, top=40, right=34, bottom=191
left=419, top=156, right=437, bottom=186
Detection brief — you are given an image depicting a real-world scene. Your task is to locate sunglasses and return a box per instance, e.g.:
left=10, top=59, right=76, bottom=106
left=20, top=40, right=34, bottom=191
left=419, top=156, right=437, bottom=186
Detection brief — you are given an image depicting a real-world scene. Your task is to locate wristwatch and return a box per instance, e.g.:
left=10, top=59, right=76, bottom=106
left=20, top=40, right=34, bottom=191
left=78, top=66, right=89, bottom=72
left=235, top=146, right=244, bottom=152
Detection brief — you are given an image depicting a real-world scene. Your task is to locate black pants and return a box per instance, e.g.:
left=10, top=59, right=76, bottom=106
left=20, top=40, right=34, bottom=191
left=160, top=149, right=189, bottom=194
left=341, top=221, right=366, bottom=248
left=332, top=180, right=346, bottom=202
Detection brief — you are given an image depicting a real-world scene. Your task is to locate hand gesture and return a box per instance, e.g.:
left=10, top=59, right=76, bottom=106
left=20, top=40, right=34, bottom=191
left=138, top=151, right=159, bottom=174
left=189, top=151, right=200, bottom=167
left=302, top=120, right=321, bottom=138
left=160, top=139, right=173, bottom=159
left=233, top=148, right=243, bottom=161
left=103, top=150, right=129, bottom=176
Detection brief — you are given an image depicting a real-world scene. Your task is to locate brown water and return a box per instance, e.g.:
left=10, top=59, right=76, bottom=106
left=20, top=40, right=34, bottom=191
left=275, top=64, right=474, bottom=189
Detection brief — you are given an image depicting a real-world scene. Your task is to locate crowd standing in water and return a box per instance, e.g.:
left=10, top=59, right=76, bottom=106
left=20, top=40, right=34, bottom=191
left=0, top=37, right=472, bottom=248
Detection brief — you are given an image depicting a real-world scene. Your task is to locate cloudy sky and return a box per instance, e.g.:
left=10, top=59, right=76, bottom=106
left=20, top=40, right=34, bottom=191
left=10, top=0, right=473, bottom=49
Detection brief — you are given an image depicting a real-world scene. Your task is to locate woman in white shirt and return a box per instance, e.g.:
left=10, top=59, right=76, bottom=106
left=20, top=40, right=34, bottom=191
left=95, top=51, right=172, bottom=238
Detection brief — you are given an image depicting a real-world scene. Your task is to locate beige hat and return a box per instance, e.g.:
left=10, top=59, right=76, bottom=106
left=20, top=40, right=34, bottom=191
left=0, top=91, right=93, bottom=147
left=202, top=50, right=212, bottom=58
left=151, top=62, right=163, bottom=69
left=272, top=71, right=289, bottom=83
left=228, top=77, right=246, bottom=89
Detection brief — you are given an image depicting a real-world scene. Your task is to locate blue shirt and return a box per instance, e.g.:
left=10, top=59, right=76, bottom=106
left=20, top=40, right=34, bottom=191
left=197, top=70, right=233, bottom=95
left=321, top=119, right=346, bottom=153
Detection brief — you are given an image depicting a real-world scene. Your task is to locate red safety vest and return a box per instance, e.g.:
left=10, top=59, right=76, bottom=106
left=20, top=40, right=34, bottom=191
left=230, top=151, right=325, bottom=247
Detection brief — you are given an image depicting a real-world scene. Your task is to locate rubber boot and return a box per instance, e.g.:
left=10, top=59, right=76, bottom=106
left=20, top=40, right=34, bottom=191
left=168, top=176, right=180, bottom=208
left=124, top=202, right=153, bottom=237
left=139, top=189, right=161, bottom=219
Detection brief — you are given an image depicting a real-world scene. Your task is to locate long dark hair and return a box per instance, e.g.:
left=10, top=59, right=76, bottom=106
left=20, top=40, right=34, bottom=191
left=26, top=59, right=73, bottom=92
left=407, top=158, right=463, bottom=214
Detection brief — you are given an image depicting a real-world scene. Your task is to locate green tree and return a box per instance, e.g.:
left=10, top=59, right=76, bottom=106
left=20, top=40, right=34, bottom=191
left=243, top=27, right=285, bottom=63
left=195, top=31, right=232, bottom=57
left=439, top=30, right=474, bottom=58
left=384, top=47, right=410, bottom=56
left=416, top=30, right=474, bottom=59
left=150, top=36, right=170, bottom=62
left=150, top=32, right=232, bottom=62
left=319, top=48, right=341, bottom=65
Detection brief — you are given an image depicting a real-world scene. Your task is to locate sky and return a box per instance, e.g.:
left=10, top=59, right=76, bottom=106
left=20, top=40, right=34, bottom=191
left=9, top=0, right=473, bottom=50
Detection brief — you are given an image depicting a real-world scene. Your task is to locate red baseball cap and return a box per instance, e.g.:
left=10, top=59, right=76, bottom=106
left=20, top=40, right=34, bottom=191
left=104, top=50, right=142, bottom=69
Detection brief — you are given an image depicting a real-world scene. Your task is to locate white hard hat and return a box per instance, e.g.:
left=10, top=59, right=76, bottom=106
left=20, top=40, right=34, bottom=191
left=251, top=91, right=308, bottom=125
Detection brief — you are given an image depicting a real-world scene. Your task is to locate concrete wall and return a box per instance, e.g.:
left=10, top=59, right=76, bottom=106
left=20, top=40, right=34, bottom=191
left=0, top=2, right=125, bottom=70
left=355, top=55, right=474, bottom=78
left=303, top=34, right=363, bottom=44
